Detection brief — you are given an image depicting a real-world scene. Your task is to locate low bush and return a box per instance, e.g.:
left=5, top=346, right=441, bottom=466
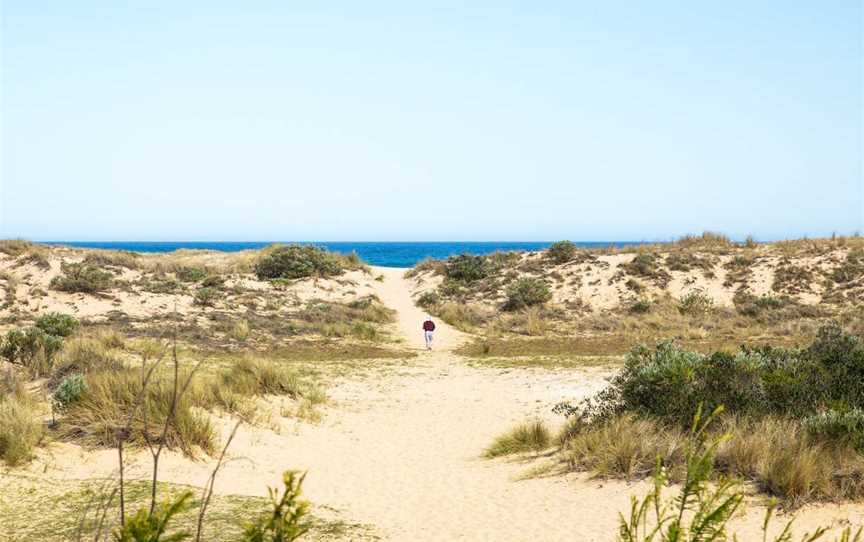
left=546, top=240, right=577, bottom=264
left=416, top=290, right=440, bottom=308
left=805, top=408, right=864, bottom=452
left=53, top=373, right=88, bottom=411
left=622, top=253, right=671, bottom=287
left=254, top=245, right=350, bottom=280
left=444, top=254, right=489, bottom=283
left=832, top=249, right=864, bottom=284
left=503, top=277, right=552, bottom=311
left=194, top=287, right=222, bottom=307
left=241, top=471, right=310, bottom=542
left=35, top=312, right=79, bottom=337
left=176, top=266, right=208, bottom=282
left=677, top=289, right=713, bottom=315
left=628, top=299, right=651, bottom=314
left=50, top=262, right=114, bottom=293
left=485, top=420, right=552, bottom=457
left=1, top=327, right=63, bottom=376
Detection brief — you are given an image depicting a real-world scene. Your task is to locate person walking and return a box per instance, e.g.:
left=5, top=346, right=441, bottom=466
left=422, top=316, right=436, bottom=350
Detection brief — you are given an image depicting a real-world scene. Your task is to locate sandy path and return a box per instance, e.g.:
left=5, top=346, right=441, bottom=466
left=19, top=267, right=864, bottom=540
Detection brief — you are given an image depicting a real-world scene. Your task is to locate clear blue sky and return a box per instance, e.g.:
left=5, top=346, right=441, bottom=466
left=1, top=1, right=861, bottom=241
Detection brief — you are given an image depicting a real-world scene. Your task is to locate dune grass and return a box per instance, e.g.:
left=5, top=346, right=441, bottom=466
left=485, top=420, right=553, bottom=458
left=0, top=389, right=44, bottom=466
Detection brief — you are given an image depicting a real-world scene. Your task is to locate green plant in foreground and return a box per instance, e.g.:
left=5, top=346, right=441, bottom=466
left=617, top=405, right=861, bottom=542
left=35, top=312, right=79, bottom=337
left=50, top=262, right=114, bottom=293
left=242, top=471, right=310, bottom=542
left=114, top=491, right=194, bottom=542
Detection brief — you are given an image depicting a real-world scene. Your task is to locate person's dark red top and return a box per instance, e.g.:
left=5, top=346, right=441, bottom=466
left=423, top=320, right=435, bottom=331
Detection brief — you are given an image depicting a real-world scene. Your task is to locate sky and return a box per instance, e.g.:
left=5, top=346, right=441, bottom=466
left=1, top=1, right=862, bottom=242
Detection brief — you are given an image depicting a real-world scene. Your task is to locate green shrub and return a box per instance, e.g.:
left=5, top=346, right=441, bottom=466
left=503, top=277, right=552, bottom=311
left=832, top=249, right=864, bottom=283
left=444, top=254, right=489, bottom=283
left=416, top=291, right=440, bottom=308
left=628, top=299, right=651, bottom=314
left=254, top=245, right=347, bottom=280
left=35, top=312, right=79, bottom=337
left=115, top=491, right=193, bottom=542
left=53, top=373, right=88, bottom=411
left=193, top=287, right=222, bottom=307
left=50, top=262, right=113, bottom=293
left=241, top=471, right=310, bottom=542
left=1, top=327, right=63, bottom=376
left=677, top=289, right=713, bottom=315
left=485, top=420, right=552, bottom=457
left=805, top=408, right=864, bottom=452
left=201, top=274, right=225, bottom=288
left=546, top=240, right=577, bottom=264
left=176, top=267, right=208, bottom=282
left=622, top=253, right=671, bottom=287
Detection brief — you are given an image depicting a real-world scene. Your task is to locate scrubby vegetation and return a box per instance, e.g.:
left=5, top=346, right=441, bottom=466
left=549, top=324, right=864, bottom=505
left=50, top=262, right=114, bottom=293
left=485, top=420, right=552, bottom=458
left=254, top=244, right=363, bottom=280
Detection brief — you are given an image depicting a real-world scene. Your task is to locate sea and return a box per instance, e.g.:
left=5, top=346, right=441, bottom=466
left=44, top=241, right=647, bottom=268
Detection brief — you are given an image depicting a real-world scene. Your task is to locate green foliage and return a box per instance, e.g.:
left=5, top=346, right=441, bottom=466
left=805, top=408, right=864, bottom=452
left=578, top=324, right=864, bottom=425
left=53, top=373, right=88, bottom=411
left=1, top=327, right=63, bottom=376
left=175, top=267, right=208, bottom=282
left=677, top=289, right=713, bottom=315
left=628, top=299, right=652, bottom=314
left=444, top=254, right=490, bottom=283
left=241, top=471, right=310, bottom=542
left=615, top=406, right=861, bottom=542
left=546, top=240, right=577, bottom=264
left=193, top=287, right=222, bottom=307
left=35, top=312, right=79, bottom=337
left=623, top=253, right=671, bottom=287
left=832, top=249, right=864, bottom=283
left=114, top=491, right=193, bottom=542
left=416, top=290, right=440, bottom=308
left=50, top=262, right=114, bottom=293
left=485, top=420, right=552, bottom=457
left=254, top=245, right=347, bottom=280
left=201, top=274, right=225, bottom=288
left=503, top=277, right=552, bottom=311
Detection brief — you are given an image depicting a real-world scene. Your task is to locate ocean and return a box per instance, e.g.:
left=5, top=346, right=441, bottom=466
left=44, top=241, right=646, bottom=268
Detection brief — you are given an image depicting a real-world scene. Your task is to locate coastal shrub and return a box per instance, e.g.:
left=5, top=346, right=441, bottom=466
left=193, top=287, right=222, bottom=307
left=503, top=277, right=552, bottom=311
left=622, top=253, right=671, bottom=287
left=53, top=373, right=88, bottom=411
left=241, top=471, right=310, bottom=542
left=52, top=332, right=124, bottom=384
left=254, top=245, right=346, bottom=280
left=137, top=274, right=186, bottom=294
left=0, top=393, right=44, bottom=466
left=35, top=312, right=79, bottom=338
left=1, top=327, right=63, bottom=376
left=416, top=291, right=439, bottom=308
left=677, top=289, right=713, bottom=315
left=485, top=420, right=552, bottom=457
left=546, top=240, right=577, bottom=264
left=201, top=274, right=225, bottom=288
left=176, top=266, right=208, bottom=282
left=435, top=302, right=490, bottom=332
left=444, top=254, right=489, bottom=283
left=50, top=262, right=113, bottom=293
left=0, top=239, right=34, bottom=256
left=805, top=408, right=864, bottom=452
left=628, top=298, right=651, bottom=314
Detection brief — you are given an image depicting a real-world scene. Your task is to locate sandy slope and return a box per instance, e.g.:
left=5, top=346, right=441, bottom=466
left=12, top=267, right=864, bottom=541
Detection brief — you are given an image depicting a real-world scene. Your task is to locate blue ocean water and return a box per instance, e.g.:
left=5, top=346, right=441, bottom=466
left=44, top=241, right=644, bottom=268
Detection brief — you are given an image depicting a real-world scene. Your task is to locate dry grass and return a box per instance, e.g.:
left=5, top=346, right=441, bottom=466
left=0, top=387, right=45, bottom=466
left=559, top=414, right=864, bottom=505
left=485, top=420, right=553, bottom=458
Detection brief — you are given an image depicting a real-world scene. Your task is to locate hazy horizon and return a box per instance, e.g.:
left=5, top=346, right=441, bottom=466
left=2, top=2, right=862, bottom=240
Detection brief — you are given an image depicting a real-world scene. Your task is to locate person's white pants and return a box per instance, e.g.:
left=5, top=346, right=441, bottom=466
left=424, top=330, right=434, bottom=349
